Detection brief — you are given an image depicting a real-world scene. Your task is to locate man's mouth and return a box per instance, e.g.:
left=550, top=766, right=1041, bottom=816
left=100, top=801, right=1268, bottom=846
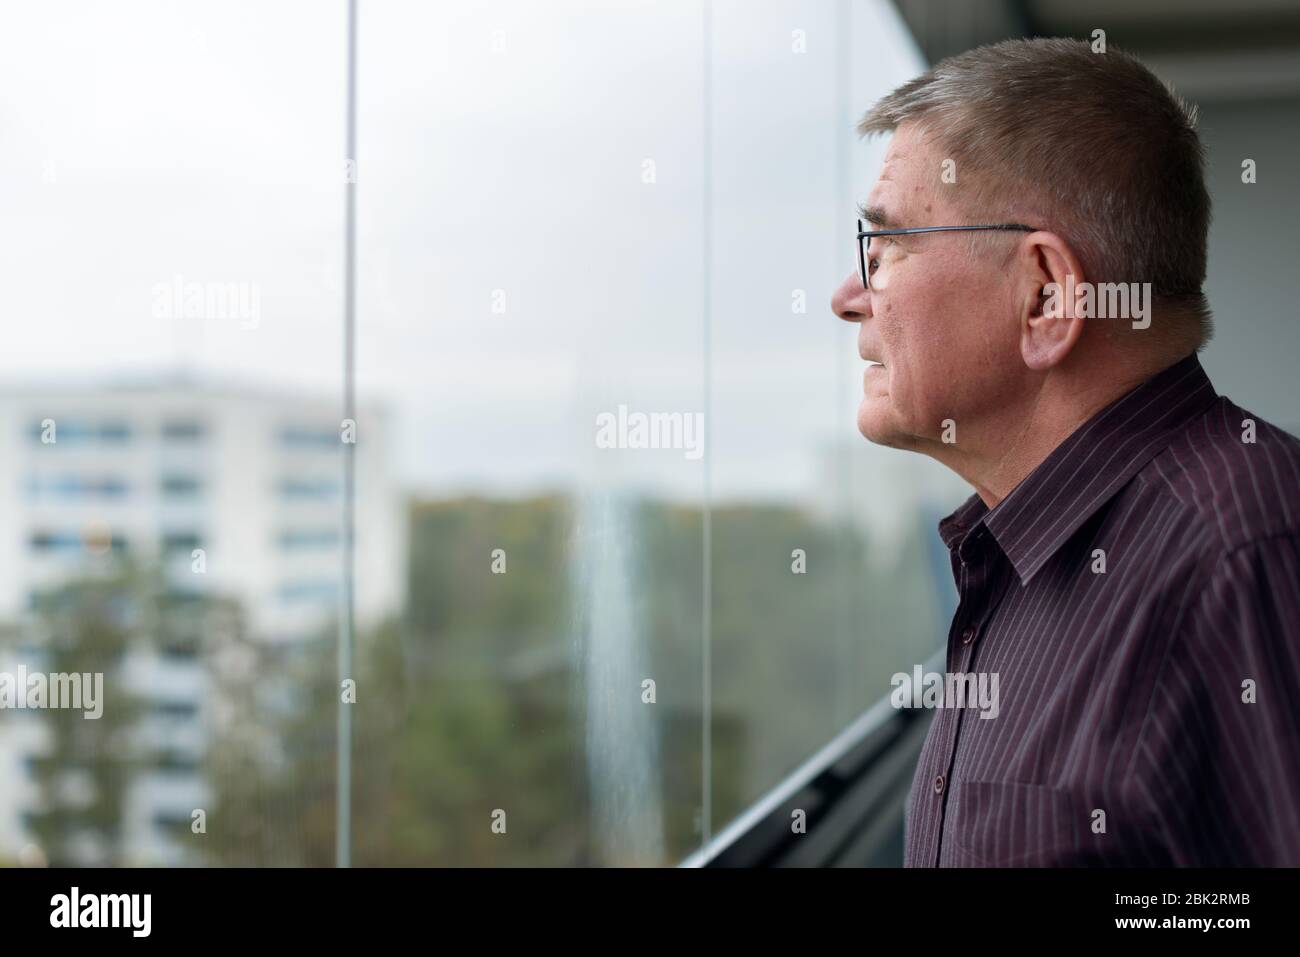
left=863, top=360, right=887, bottom=391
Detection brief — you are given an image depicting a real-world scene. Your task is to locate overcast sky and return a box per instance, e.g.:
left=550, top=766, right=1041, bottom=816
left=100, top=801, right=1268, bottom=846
left=0, top=0, right=929, bottom=502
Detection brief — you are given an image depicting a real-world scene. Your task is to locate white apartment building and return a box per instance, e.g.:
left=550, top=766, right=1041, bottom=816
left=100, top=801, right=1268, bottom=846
left=0, top=373, right=405, bottom=865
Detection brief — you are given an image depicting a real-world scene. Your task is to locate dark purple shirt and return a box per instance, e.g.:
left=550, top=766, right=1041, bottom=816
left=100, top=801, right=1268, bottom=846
left=904, top=352, right=1300, bottom=866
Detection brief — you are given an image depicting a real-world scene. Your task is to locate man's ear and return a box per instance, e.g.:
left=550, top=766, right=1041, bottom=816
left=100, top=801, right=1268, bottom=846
left=1018, top=232, right=1087, bottom=371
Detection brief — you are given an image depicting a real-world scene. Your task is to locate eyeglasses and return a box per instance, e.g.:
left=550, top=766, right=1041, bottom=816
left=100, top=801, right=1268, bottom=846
left=856, top=218, right=1039, bottom=291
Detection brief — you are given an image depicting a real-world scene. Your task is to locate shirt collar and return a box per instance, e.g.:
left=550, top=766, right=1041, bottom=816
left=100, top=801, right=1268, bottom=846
left=938, top=352, right=1219, bottom=585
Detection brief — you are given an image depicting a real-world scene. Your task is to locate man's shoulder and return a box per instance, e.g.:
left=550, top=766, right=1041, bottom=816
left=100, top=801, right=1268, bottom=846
left=1141, top=394, right=1300, bottom=554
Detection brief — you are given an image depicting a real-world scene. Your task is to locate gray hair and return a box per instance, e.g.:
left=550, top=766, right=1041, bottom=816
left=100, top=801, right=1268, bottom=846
left=859, top=38, right=1212, bottom=347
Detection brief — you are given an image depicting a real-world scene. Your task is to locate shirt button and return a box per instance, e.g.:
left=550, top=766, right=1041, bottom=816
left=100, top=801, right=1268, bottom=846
left=933, top=775, right=945, bottom=795
left=961, top=626, right=977, bottom=645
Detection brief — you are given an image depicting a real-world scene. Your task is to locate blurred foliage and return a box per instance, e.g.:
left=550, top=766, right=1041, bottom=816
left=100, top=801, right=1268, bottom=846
left=22, top=569, right=143, bottom=866
left=206, top=494, right=940, bottom=866
left=7, top=561, right=248, bottom=866
left=3, top=495, right=942, bottom=867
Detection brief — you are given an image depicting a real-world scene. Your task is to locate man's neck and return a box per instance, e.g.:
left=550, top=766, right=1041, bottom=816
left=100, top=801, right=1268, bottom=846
left=934, top=353, right=1190, bottom=509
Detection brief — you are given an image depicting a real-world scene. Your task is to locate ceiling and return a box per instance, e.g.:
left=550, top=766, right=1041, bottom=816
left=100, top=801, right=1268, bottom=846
left=892, top=0, right=1300, bottom=100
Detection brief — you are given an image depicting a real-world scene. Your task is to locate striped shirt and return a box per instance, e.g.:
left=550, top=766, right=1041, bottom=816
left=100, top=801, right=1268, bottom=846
left=904, top=352, right=1300, bottom=867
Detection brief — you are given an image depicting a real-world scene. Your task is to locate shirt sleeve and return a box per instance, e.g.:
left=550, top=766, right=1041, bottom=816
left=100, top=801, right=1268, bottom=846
left=1137, top=534, right=1300, bottom=866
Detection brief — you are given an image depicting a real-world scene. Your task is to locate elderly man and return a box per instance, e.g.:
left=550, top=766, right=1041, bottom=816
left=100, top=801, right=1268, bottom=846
left=832, top=38, right=1299, bottom=866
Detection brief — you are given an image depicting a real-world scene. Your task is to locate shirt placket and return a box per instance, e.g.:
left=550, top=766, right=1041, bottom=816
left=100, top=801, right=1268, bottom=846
left=927, top=526, right=1001, bottom=866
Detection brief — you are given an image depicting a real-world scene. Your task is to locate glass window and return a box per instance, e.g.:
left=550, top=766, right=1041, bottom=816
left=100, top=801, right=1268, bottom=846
left=0, top=0, right=344, bottom=866
left=350, top=0, right=947, bottom=866
left=0, top=0, right=950, bottom=868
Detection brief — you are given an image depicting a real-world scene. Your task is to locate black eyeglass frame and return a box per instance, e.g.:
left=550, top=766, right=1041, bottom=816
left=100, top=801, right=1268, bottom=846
left=856, top=218, right=1040, bottom=290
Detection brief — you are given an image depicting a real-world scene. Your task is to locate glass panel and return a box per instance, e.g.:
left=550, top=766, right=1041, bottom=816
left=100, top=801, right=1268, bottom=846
left=702, top=0, right=956, bottom=833
left=354, top=0, right=707, bottom=866
left=0, top=1, right=346, bottom=866
left=351, top=0, right=957, bottom=864
left=0, top=0, right=963, bottom=868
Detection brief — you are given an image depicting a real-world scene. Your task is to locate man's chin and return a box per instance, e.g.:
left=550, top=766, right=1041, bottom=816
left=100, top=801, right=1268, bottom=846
left=856, top=398, right=903, bottom=448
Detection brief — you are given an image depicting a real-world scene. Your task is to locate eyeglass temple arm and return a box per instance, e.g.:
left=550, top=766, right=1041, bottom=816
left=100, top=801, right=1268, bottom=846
left=856, top=224, right=1038, bottom=238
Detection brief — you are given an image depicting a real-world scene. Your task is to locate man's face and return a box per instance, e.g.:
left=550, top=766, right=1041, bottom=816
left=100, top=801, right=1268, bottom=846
left=832, top=121, right=1026, bottom=454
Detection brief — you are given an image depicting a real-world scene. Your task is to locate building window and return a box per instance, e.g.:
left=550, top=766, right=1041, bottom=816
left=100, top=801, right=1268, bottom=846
left=161, top=475, right=202, bottom=498
left=27, top=420, right=132, bottom=444
left=278, top=478, right=340, bottom=500
left=29, top=530, right=126, bottom=555
left=162, top=420, right=206, bottom=442
left=161, top=532, right=203, bottom=556
left=278, top=528, right=340, bottom=549
left=278, top=425, right=339, bottom=449
left=27, top=475, right=129, bottom=500
left=100, top=422, right=130, bottom=443
left=277, top=580, right=338, bottom=603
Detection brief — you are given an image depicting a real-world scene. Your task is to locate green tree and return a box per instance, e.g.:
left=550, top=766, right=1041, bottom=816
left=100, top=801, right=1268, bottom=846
left=23, top=567, right=147, bottom=865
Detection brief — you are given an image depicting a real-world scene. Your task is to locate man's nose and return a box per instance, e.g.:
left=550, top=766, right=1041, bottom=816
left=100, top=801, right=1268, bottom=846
left=831, top=271, right=870, bottom=323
